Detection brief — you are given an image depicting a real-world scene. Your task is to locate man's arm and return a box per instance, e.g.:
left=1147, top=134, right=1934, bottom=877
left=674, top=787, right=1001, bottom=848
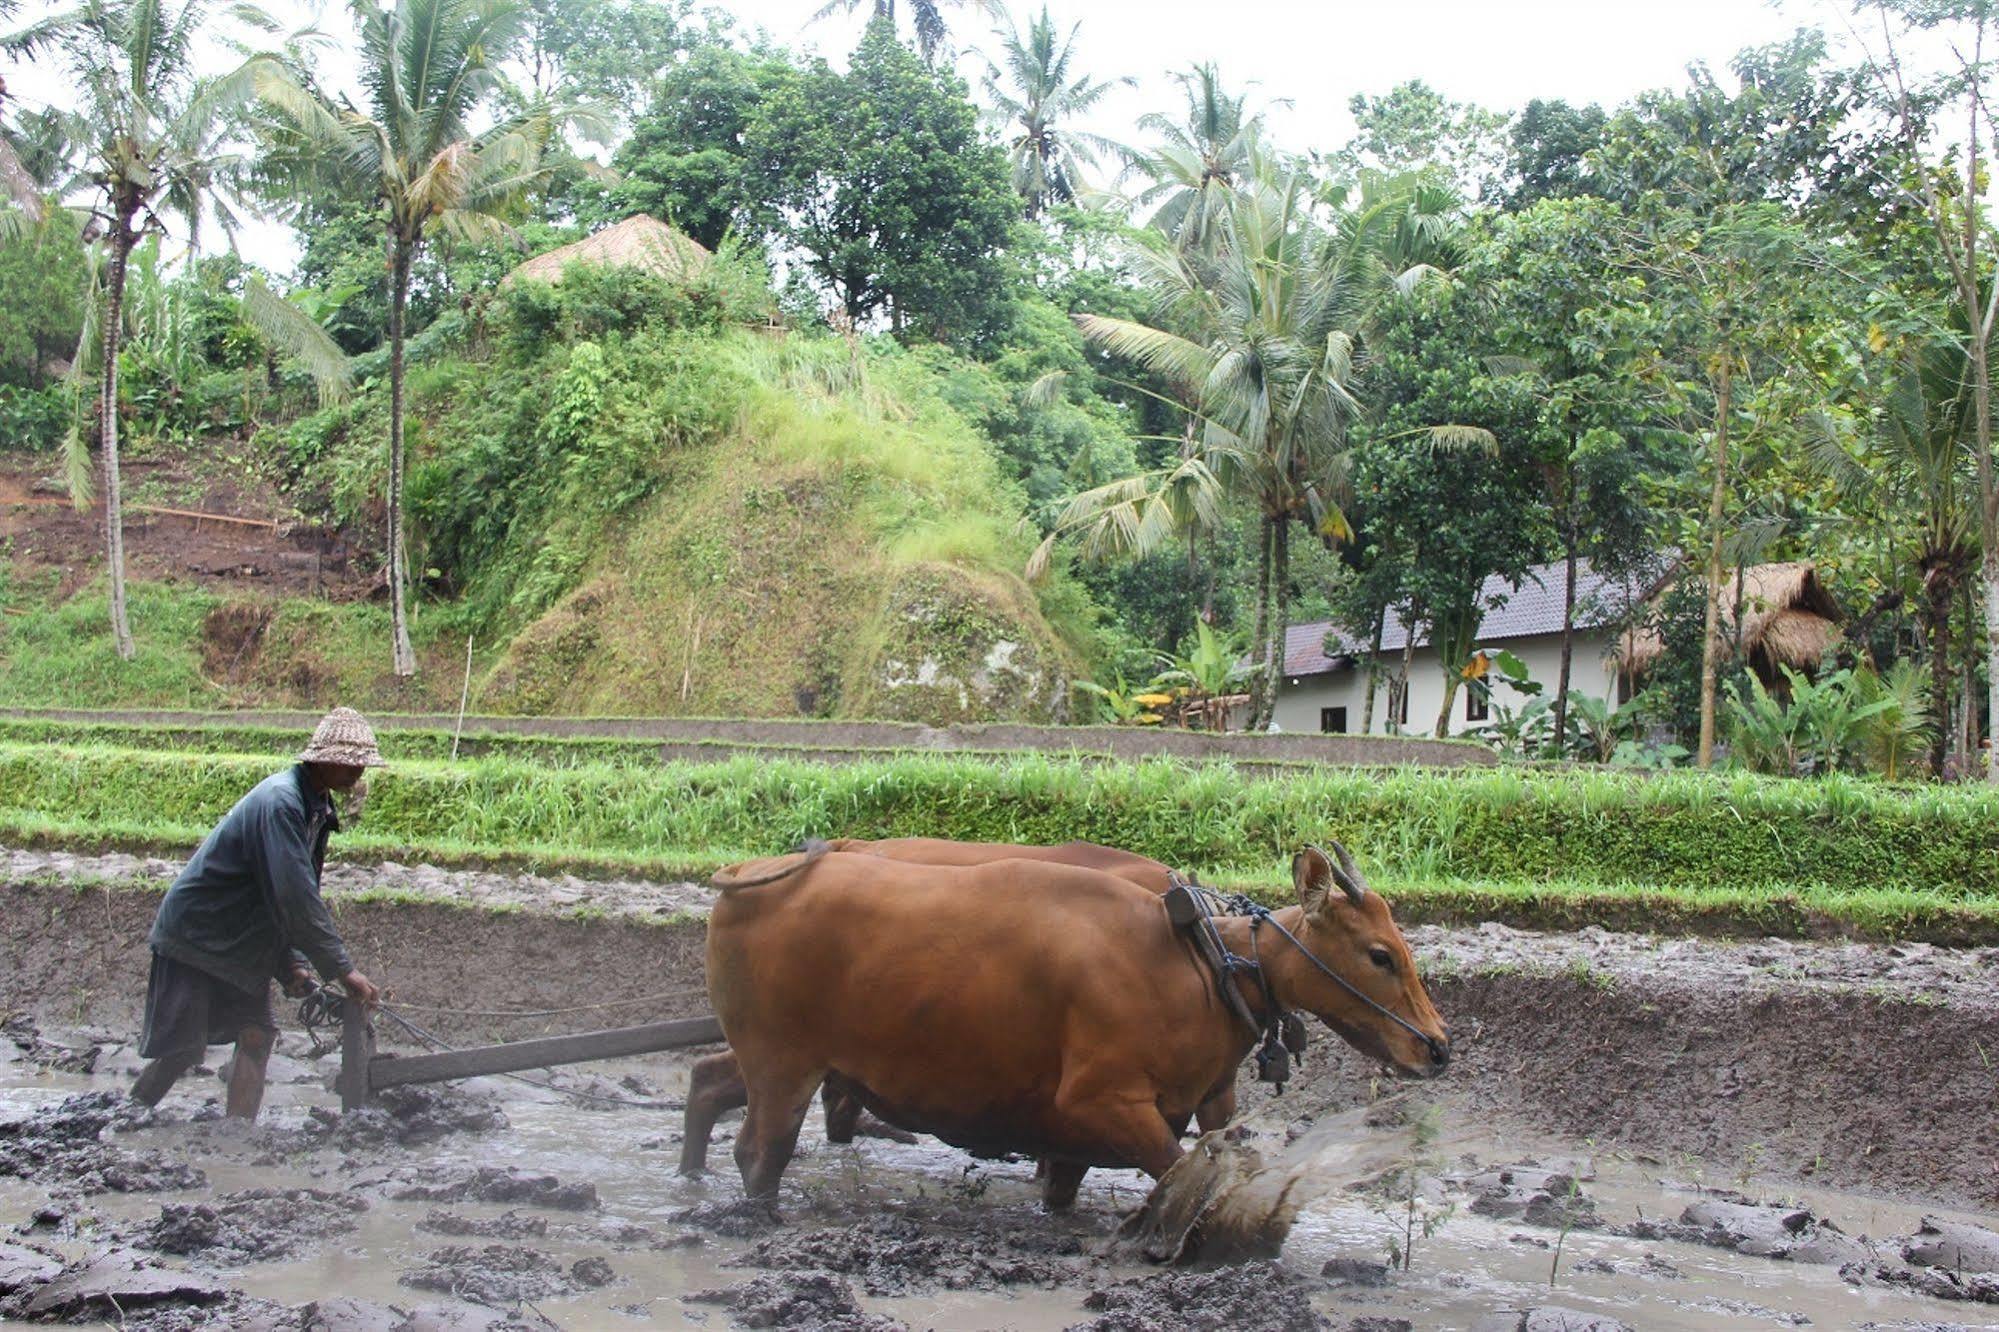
left=257, top=798, right=356, bottom=983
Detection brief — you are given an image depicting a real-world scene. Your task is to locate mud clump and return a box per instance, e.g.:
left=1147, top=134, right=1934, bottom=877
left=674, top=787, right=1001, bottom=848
left=288, top=1295, right=561, bottom=1329
left=1470, top=1310, right=1634, bottom=1332
left=3, top=1014, right=103, bottom=1074
left=1616, top=1196, right=1869, bottom=1265
left=1071, top=1261, right=1330, bottom=1332
left=684, top=1271, right=907, bottom=1331
left=674, top=1198, right=782, bottom=1237
left=290, top=1085, right=507, bottom=1149
left=733, top=1206, right=1095, bottom=1295
left=143, top=1187, right=361, bottom=1262
left=418, top=1209, right=549, bottom=1240
left=400, top=1244, right=610, bottom=1306
left=1903, top=1216, right=1999, bottom=1273
left=0, top=1091, right=206, bottom=1195
left=1459, top=1164, right=1599, bottom=1231
left=0, top=1246, right=228, bottom=1321
left=386, top=1167, right=598, bottom=1211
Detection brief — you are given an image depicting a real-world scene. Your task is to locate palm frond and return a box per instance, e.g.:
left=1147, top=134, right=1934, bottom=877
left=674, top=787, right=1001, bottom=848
left=241, top=275, right=351, bottom=403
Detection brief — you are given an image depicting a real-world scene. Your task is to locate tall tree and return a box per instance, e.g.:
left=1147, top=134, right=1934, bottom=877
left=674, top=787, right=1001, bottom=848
left=1808, top=340, right=1978, bottom=774
left=1129, top=63, right=1269, bottom=251
left=1858, top=0, right=1999, bottom=783
left=1473, top=196, right=1664, bottom=746
left=746, top=17, right=1016, bottom=342
left=809, top=0, right=994, bottom=64
left=598, top=41, right=791, bottom=248
left=255, top=0, right=566, bottom=677
left=4, top=0, right=251, bottom=659
left=1045, top=162, right=1466, bottom=729
left=1345, top=279, right=1545, bottom=738
left=1633, top=205, right=1824, bottom=768
left=978, top=6, right=1128, bottom=219
left=1503, top=98, right=1606, bottom=209
left=1340, top=79, right=1510, bottom=201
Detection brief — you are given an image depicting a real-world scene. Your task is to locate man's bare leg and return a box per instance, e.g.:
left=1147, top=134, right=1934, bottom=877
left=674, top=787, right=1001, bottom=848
left=132, top=1055, right=197, bottom=1107
left=224, top=1026, right=274, bottom=1120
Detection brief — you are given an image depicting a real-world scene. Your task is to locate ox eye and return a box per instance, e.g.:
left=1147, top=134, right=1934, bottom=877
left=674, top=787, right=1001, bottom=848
left=1369, top=947, right=1396, bottom=973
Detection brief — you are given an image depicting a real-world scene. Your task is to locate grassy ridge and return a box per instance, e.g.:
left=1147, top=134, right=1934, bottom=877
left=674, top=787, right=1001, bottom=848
left=6, top=739, right=1999, bottom=894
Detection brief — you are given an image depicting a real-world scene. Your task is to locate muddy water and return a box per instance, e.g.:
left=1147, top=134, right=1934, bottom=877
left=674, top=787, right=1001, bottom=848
left=5, top=1031, right=1999, bottom=1332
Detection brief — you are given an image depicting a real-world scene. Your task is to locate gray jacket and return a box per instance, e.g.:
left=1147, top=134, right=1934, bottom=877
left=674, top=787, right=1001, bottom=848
left=149, top=765, right=353, bottom=993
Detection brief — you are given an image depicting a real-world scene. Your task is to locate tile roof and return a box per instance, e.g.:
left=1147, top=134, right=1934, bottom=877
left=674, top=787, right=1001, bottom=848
left=1282, top=556, right=1657, bottom=678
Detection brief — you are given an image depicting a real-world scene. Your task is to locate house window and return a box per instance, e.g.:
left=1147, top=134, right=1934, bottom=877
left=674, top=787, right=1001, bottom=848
left=1320, top=706, right=1349, bottom=734
left=1466, top=689, right=1489, bottom=723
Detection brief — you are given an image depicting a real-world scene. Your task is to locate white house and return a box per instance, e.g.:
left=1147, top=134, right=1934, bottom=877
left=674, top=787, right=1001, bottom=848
left=1272, top=557, right=1646, bottom=737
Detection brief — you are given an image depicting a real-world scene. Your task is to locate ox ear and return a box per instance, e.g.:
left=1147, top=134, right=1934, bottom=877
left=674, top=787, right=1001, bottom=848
left=1292, top=846, right=1337, bottom=914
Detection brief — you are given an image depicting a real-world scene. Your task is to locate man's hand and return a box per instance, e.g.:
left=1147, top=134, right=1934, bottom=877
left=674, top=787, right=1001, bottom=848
left=283, top=962, right=315, bottom=999
left=340, top=969, right=380, bottom=1009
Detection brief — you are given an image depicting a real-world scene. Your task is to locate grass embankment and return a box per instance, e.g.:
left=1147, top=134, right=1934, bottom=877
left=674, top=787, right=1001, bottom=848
left=4, top=740, right=1997, bottom=942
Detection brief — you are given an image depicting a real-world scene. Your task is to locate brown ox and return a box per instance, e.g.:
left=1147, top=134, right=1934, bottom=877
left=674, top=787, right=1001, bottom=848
left=706, top=844, right=1448, bottom=1208
left=678, top=837, right=1246, bottom=1180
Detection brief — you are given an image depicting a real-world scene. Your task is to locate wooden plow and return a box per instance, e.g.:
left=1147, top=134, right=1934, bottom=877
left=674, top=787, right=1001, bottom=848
left=333, top=999, right=723, bottom=1111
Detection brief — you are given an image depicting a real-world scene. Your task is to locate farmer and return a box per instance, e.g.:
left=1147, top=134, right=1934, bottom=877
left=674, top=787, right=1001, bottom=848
left=130, top=706, right=384, bottom=1120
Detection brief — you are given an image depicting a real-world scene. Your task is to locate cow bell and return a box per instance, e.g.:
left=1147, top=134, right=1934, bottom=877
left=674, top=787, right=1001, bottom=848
left=1280, top=1011, right=1307, bottom=1057
left=1255, top=1031, right=1290, bottom=1089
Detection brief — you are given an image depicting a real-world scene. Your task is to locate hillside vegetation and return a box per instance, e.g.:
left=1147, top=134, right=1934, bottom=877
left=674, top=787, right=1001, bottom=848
left=1, top=262, right=1100, bottom=722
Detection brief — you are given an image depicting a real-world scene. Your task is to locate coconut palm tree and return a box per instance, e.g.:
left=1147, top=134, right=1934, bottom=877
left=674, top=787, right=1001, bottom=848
left=1809, top=340, right=1979, bottom=775
left=978, top=7, right=1128, bottom=219
left=1128, top=63, right=1273, bottom=251
left=1041, top=161, right=1468, bottom=728
left=812, top=0, right=997, bottom=65
left=3, top=0, right=254, bottom=659
left=254, top=0, right=570, bottom=677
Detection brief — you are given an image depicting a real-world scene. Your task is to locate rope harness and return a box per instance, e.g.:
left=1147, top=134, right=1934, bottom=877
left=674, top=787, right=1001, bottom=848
left=1163, top=870, right=1444, bottom=1091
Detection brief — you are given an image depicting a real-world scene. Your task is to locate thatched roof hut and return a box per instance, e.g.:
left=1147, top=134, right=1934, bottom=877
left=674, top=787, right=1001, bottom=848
left=502, top=215, right=711, bottom=288
left=1614, top=561, right=1844, bottom=683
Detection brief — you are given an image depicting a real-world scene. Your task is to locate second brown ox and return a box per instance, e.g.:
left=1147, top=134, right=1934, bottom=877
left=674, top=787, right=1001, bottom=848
left=706, top=843, right=1449, bottom=1207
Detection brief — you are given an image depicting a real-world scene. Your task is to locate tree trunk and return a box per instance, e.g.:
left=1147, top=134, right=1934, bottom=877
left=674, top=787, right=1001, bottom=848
left=1394, top=620, right=1418, bottom=735
left=1697, top=365, right=1733, bottom=770
left=387, top=233, right=418, bottom=678
left=1258, top=517, right=1290, bottom=731
left=1925, top=572, right=1955, bottom=777
left=100, top=212, right=137, bottom=661
left=1552, top=537, right=1579, bottom=755
left=1360, top=610, right=1385, bottom=735
left=1245, top=517, right=1274, bottom=730
left=1985, top=562, right=1998, bottom=783
left=1961, top=578, right=1979, bottom=766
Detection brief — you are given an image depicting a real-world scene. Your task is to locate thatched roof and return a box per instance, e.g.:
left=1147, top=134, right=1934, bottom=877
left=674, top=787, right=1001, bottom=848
left=503, top=215, right=711, bottom=288
left=1613, top=561, right=1844, bottom=677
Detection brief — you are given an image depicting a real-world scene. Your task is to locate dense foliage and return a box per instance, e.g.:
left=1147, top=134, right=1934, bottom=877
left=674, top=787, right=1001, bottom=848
left=4, top=0, right=1999, bottom=775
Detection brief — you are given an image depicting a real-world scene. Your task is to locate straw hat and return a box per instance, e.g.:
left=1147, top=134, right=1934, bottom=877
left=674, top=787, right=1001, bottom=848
left=299, top=707, right=386, bottom=768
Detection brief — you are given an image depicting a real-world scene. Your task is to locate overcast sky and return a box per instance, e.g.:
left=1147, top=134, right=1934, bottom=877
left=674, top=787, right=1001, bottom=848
left=2, top=0, right=1891, bottom=274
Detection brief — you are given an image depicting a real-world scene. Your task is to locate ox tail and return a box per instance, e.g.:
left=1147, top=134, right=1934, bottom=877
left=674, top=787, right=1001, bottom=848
left=709, top=838, right=833, bottom=891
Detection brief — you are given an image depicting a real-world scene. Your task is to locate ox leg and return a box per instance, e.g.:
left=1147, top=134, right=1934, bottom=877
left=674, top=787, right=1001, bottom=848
left=821, top=1075, right=864, bottom=1144
left=680, top=1051, right=749, bottom=1177
left=1041, top=1161, right=1089, bottom=1211
left=733, top=1063, right=822, bottom=1205
left=1054, top=1074, right=1185, bottom=1183
left=1194, top=1078, right=1238, bottom=1135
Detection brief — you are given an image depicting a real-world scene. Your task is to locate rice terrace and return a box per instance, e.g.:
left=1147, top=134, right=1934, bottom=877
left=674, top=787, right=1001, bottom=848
left=5, top=0, right=1999, bottom=1328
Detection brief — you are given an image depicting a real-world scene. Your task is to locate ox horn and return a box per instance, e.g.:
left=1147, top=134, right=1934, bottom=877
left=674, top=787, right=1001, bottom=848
left=1324, top=840, right=1368, bottom=905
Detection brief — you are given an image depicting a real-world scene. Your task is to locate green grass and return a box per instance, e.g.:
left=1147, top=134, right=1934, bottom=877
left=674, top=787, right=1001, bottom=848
left=0, top=562, right=462, bottom=712
left=3, top=739, right=1998, bottom=941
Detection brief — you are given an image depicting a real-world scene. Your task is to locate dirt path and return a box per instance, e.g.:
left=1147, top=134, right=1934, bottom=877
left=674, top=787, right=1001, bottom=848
left=0, top=458, right=370, bottom=600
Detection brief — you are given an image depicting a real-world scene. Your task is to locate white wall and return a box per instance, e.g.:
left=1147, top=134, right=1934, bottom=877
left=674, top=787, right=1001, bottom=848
left=1270, top=631, right=1621, bottom=737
